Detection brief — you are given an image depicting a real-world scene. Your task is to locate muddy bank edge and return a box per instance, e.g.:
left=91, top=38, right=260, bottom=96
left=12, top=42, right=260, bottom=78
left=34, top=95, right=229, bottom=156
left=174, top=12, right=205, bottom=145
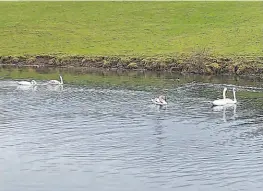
left=1, top=54, right=263, bottom=76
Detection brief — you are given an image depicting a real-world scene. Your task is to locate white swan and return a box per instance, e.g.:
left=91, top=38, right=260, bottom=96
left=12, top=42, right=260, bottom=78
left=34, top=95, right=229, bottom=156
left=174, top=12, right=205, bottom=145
left=212, top=87, right=237, bottom=106
left=212, top=87, right=227, bottom=106
left=152, top=95, right=167, bottom=105
left=17, top=80, right=37, bottom=86
left=48, top=75, right=63, bottom=85
left=224, top=88, right=237, bottom=104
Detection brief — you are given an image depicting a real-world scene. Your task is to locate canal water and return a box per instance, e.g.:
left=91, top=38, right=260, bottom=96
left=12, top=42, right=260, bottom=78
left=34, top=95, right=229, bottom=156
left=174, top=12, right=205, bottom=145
left=1, top=67, right=263, bottom=191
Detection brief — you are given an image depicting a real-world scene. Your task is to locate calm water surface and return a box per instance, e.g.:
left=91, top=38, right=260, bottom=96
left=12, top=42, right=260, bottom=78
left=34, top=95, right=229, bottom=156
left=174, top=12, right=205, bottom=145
left=1, top=72, right=263, bottom=191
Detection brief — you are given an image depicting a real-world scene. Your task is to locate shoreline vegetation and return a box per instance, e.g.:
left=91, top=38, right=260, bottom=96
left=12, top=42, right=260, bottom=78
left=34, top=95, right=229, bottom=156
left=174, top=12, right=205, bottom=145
left=1, top=54, right=263, bottom=76
left=1, top=2, right=262, bottom=76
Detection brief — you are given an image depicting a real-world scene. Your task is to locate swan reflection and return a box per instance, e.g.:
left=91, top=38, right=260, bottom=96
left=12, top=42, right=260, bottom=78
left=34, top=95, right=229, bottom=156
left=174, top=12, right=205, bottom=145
left=16, top=85, right=38, bottom=91
left=47, top=84, right=63, bottom=92
left=212, top=104, right=236, bottom=122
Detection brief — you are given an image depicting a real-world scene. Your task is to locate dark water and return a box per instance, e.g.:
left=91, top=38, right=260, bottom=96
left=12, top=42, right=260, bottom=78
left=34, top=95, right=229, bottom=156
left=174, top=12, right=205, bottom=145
left=1, top=70, right=263, bottom=191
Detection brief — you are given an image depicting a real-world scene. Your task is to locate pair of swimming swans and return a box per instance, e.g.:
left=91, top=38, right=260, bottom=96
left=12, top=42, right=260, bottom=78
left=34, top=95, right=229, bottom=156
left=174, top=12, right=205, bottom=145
left=212, top=87, right=237, bottom=106
left=152, top=95, right=167, bottom=105
left=152, top=88, right=236, bottom=106
left=17, top=75, right=63, bottom=86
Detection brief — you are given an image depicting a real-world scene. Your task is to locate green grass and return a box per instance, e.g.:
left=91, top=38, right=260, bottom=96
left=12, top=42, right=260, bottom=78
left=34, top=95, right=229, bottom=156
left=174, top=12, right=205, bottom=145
left=0, top=2, right=262, bottom=56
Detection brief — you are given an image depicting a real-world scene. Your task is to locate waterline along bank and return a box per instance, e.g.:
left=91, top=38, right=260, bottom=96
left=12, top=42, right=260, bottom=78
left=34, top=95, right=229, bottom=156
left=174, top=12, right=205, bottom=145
left=1, top=54, right=263, bottom=77
left=1, top=2, right=262, bottom=77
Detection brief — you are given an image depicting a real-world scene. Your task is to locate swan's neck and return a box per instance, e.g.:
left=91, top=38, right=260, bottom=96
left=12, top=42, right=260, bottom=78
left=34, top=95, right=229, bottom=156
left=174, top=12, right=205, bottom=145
left=233, top=90, right=236, bottom=102
left=60, top=76, right=63, bottom=84
left=223, top=89, right=226, bottom=99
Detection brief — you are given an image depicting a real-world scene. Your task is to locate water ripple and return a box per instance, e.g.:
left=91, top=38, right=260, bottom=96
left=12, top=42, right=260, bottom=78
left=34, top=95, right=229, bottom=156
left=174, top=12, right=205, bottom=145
left=1, top=80, right=263, bottom=190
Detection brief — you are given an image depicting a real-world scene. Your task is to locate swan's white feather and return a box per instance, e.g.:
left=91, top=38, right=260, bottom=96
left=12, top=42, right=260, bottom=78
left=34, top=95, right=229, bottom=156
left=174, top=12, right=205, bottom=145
left=48, top=75, right=63, bottom=85
left=152, top=98, right=167, bottom=105
left=212, top=88, right=237, bottom=106
left=18, top=81, right=31, bottom=86
left=17, top=80, right=37, bottom=86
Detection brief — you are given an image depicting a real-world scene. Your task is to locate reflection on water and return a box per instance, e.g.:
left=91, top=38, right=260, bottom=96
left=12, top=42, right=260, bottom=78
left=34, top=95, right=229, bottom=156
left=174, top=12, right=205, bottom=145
left=16, top=85, right=38, bottom=91
left=1, top=69, right=263, bottom=191
left=46, top=84, right=63, bottom=92
left=212, top=104, right=237, bottom=122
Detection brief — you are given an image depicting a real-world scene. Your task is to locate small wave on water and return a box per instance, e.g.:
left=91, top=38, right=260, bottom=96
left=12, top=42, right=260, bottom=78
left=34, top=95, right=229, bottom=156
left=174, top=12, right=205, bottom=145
left=1, top=79, right=263, bottom=190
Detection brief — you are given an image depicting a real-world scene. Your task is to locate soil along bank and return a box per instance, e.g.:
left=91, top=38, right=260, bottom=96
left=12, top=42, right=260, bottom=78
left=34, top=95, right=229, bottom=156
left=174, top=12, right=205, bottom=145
left=1, top=54, right=263, bottom=76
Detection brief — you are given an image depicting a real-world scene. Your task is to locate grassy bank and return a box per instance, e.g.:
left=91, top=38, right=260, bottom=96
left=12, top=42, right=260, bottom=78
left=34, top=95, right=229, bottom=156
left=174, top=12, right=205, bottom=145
left=0, top=1, right=262, bottom=56
left=1, top=54, right=263, bottom=76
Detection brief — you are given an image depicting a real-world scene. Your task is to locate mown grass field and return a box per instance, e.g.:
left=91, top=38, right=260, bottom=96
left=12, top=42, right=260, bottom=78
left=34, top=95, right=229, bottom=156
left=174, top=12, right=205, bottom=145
left=0, top=1, right=262, bottom=57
